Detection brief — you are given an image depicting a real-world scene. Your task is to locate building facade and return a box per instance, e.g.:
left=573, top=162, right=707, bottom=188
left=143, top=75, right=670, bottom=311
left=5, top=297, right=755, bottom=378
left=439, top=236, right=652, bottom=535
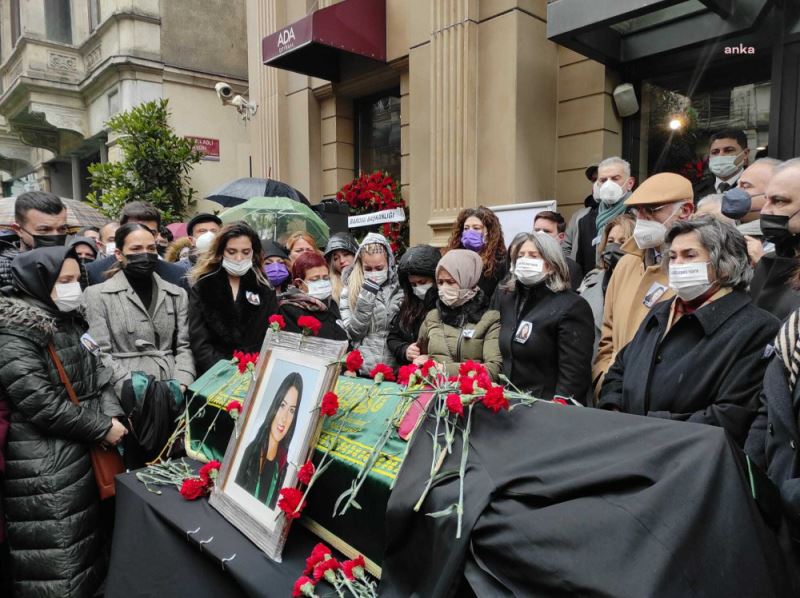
left=0, top=0, right=251, bottom=205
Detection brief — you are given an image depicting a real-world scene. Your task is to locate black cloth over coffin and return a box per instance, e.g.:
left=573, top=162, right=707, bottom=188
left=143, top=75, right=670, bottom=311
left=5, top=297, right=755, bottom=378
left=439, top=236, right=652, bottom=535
left=380, top=402, right=798, bottom=597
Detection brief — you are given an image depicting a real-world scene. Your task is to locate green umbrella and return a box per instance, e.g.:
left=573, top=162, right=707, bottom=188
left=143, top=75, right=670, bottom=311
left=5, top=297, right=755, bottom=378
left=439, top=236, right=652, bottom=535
left=219, top=196, right=330, bottom=247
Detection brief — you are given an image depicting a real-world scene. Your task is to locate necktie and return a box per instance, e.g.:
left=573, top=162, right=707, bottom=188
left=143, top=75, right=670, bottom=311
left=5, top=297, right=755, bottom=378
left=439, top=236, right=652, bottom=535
left=718, top=182, right=731, bottom=193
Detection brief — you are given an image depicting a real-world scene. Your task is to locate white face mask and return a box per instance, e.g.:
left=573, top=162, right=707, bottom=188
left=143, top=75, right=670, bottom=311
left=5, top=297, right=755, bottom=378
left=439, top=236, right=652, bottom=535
left=365, top=269, right=388, bottom=286
left=593, top=179, right=626, bottom=204
left=514, top=257, right=546, bottom=286
left=708, top=152, right=744, bottom=179
left=669, top=262, right=713, bottom=301
left=306, top=279, right=332, bottom=300
left=103, top=241, right=116, bottom=256
left=53, top=281, right=82, bottom=312
left=195, top=231, right=216, bottom=253
left=222, top=258, right=252, bottom=277
left=412, top=283, right=433, bottom=300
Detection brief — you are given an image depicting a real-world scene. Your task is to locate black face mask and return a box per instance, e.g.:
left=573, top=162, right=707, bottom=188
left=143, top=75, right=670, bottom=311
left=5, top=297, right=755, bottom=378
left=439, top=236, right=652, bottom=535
left=122, top=252, right=158, bottom=278
left=157, top=245, right=167, bottom=257
left=760, top=214, right=798, bottom=251
left=601, top=243, right=625, bottom=271
left=31, top=234, right=67, bottom=248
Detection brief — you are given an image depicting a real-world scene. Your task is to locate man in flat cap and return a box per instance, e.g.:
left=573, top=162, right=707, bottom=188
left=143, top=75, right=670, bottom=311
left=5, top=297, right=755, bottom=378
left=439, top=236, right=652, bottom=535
left=592, top=172, right=695, bottom=399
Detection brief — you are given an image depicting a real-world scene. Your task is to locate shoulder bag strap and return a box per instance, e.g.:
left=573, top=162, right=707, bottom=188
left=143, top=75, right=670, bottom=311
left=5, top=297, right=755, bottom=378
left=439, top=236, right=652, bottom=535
left=171, top=295, right=178, bottom=356
left=47, top=343, right=80, bottom=406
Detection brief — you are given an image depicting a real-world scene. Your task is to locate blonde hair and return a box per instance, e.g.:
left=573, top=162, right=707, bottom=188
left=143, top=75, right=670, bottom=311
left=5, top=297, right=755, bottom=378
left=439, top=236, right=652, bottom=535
left=285, top=231, right=319, bottom=256
left=329, top=267, right=344, bottom=306
left=347, top=243, right=388, bottom=310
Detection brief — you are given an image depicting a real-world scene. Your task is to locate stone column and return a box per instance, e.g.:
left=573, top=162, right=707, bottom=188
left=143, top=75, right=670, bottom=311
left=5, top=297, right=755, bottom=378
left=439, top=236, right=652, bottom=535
left=71, top=155, right=81, bottom=200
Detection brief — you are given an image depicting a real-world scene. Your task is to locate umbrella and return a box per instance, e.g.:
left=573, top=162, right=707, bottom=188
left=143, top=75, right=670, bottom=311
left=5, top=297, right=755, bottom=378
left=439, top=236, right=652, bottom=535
left=167, top=222, right=188, bottom=239
left=220, top=196, right=329, bottom=247
left=0, top=196, right=111, bottom=229
left=207, top=177, right=310, bottom=208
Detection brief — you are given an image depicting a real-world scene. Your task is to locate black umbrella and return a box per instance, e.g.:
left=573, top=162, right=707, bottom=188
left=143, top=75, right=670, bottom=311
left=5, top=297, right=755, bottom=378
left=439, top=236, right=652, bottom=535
left=207, top=177, right=309, bottom=207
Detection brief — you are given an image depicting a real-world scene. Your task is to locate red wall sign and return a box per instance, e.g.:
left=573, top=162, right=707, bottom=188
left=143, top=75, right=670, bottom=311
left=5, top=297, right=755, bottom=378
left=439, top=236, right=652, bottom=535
left=186, top=136, right=220, bottom=161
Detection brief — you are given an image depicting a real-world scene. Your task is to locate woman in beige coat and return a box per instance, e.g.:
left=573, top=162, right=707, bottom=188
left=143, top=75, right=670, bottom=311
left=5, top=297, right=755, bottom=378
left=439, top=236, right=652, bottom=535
left=417, top=249, right=502, bottom=380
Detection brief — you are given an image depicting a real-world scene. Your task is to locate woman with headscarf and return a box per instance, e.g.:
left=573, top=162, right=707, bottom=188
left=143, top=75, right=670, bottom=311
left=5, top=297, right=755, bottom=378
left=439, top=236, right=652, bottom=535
left=67, top=236, right=99, bottom=289
left=445, top=206, right=508, bottom=299
left=387, top=244, right=441, bottom=365
left=0, top=247, right=126, bottom=597
left=235, top=373, right=303, bottom=509
left=416, top=249, right=502, bottom=379
left=495, top=232, right=594, bottom=402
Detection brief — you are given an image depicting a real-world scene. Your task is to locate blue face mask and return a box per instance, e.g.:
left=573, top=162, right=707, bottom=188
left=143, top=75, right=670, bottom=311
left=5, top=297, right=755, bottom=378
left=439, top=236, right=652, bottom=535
left=264, top=262, right=289, bottom=287
left=721, top=187, right=752, bottom=220
left=461, top=229, right=485, bottom=252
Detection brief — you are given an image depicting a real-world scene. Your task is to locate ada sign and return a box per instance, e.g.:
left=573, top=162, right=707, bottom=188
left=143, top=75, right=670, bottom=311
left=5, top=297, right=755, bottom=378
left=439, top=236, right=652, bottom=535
left=348, top=208, right=406, bottom=229
left=277, top=27, right=296, bottom=53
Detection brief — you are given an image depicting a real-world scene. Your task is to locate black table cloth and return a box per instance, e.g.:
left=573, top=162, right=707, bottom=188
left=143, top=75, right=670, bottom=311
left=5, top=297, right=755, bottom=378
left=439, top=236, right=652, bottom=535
left=105, top=469, right=319, bottom=597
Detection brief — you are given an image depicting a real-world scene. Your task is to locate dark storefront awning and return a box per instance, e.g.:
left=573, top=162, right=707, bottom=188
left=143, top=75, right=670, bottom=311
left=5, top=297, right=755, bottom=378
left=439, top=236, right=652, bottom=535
left=262, top=0, right=386, bottom=81
left=547, top=0, right=774, bottom=66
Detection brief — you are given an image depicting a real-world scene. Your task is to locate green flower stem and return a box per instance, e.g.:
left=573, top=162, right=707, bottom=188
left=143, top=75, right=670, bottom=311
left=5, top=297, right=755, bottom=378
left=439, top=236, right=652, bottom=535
left=456, top=403, right=474, bottom=539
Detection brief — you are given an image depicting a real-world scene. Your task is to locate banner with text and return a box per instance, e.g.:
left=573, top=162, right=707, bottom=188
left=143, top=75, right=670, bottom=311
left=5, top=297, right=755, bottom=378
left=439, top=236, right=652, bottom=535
left=348, top=207, right=406, bottom=229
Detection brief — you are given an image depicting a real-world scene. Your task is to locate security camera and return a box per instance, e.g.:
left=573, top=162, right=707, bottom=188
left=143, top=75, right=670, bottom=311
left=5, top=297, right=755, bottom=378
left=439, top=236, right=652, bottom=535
left=215, top=82, right=234, bottom=102
left=231, top=95, right=258, bottom=120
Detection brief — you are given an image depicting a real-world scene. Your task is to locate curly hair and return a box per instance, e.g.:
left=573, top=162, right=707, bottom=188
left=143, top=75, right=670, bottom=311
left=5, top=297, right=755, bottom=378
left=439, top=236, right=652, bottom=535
left=445, top=206, right=506, bottom=279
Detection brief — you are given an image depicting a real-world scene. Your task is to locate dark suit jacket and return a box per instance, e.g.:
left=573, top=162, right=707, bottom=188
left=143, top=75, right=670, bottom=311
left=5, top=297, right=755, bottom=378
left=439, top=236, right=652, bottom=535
left=86, top=255, right=190, bottom=290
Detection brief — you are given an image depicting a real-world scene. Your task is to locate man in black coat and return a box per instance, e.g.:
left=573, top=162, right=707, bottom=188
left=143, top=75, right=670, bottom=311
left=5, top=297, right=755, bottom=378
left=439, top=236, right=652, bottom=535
left=533, top=211, right=583, bottom=290
left=86, top=201, right=189, bottom=289
left=692, top=128, right=750, bottom=199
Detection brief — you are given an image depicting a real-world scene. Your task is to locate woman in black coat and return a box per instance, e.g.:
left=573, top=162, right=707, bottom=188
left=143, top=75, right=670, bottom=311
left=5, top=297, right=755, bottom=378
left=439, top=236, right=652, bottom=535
left=600, top=217, right=780, bottom=445
left=189, top=222, right=278, bottom=375
left=0, top=247, right=126, bottom=597
left=277, top=251, right=348, bottom=341
left=387, top=244, right=441, bottom=365
left=495, top=232, right=594, bottom=402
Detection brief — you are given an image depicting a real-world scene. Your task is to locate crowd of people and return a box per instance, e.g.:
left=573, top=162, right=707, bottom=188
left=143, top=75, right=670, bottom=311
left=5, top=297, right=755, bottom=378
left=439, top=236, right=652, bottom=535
left=0, top=126, right=800, bottom=595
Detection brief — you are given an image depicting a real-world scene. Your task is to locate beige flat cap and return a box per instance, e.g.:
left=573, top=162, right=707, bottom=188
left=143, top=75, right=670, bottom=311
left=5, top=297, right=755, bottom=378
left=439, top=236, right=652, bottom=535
left=625, top=172, right=694, bottom=206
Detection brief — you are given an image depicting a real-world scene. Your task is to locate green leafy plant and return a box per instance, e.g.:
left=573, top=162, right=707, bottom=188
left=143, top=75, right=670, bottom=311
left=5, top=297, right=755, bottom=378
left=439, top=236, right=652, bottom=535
left=87, top=99, right=203, bottom=222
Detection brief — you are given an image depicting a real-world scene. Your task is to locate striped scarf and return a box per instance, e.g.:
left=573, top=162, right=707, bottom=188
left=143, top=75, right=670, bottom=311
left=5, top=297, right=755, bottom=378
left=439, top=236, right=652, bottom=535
left=595, top=192, right=631, bottom=234
left=775, top=308, right=800, bottom=395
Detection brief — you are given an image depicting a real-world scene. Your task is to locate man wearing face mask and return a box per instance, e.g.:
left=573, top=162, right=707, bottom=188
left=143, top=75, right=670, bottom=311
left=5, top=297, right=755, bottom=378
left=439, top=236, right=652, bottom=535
left=749, top=158, right=800, bottom=321
left=0, top=191, right=68, bottom=288
left=694, top=129, right=750, bottom=198
left=592, top=172, right=694, bottom=398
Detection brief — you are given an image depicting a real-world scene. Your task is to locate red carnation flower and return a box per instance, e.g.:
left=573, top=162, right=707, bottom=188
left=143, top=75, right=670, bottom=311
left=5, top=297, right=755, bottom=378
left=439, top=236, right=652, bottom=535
left=199, top=460, right=221, bottom=484
left=226, top=400, right=243, bottom=420
left=313, top=557, right=341, bottom=582
left=476, top=371, right=493, bottom=391
left=370, top=363, right=395, bottom=383
left=446, top=394, right=464, bottom=417
left=342, top=555, right=367, bottom=580
left=179, top=477, right=209, bottom=500
left=459, top=360, right=486, bottom=378
left=482, top=385, right=509, bottom=413
left=552, top=397, right=569, bottom=405
left=278, top=487, right=306, bottom=519
left=344, top=350, right=364, bottom=373
left=397, top=364, right=419, bottom=386
left=297, top=315, right=322, bottom=336
left=292, top=575, right=316, bottom=597
left=304, top=543, right=332, bottom=574
left=459, top=376, right=475, bottom=395
left=320, top=392, right=339, bottom=417
left=268, top=314, right=286, bottom=331
left=298, top=461, right=315, bottom=485
left=420, top=359, right=437, bottom=378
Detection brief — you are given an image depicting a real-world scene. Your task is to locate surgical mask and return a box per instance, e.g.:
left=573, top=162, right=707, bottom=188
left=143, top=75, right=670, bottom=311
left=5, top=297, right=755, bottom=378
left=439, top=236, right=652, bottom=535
left=195, top=231, right=216, bottom=253
left=103, top=241, right=116, bottom=256
left=593, top=180, right=625, bottom=204
left=122, top=252, right=157, bottom=278
left=709, top=152, right=744, bottom=179
left=365, top=269, right=388, bottom=286
left=264, top=262, right=290, bottom=287
left=439, top=285, right=476, bottom=307
left=53, top=281, right=82, bottom=312
left=669, top=262, right=713, bottom=302
left=514, top=257, right=546, bottom=286
left=157, top=245, right=167, bottom=257
left=307, top=279, right=332, bottom=301
left=461, top=230, right=485, bottom=252
left=601, top=243, right=625, bottom=270
left=721, top=187, right=752, bottom=220
left=222, top=258, right=252, bottom=277
left=31, top=233, right=67, bottom=248
left=412, top=283, right=433, bottom=300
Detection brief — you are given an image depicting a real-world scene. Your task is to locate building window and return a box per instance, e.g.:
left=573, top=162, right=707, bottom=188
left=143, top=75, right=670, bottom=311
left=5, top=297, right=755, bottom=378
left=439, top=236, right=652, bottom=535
left=89, top=0, right=101, bottom=30
left=45, top=0, right=72, bottom=45
left=107, top=89, right=119, bottom=115
left=355, top=89, right=401, bottom=179
left=10, top=0, right=21, bottom=46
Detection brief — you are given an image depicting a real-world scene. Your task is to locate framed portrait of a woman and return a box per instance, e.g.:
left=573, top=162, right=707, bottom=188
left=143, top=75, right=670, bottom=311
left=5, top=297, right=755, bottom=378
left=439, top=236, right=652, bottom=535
left=210, top=330, right=347, bottom=561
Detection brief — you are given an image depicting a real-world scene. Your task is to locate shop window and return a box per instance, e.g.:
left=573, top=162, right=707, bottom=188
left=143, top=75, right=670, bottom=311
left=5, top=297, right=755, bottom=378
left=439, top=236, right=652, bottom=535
left=639, top=79, right=770, bottom=182
left=355, top=89, right=401, bottom=179
left=10, top=0, right=21, bottom=46
left=45, top=0, right=72, bottom=45
left=89, top=0, right=101, bottom=30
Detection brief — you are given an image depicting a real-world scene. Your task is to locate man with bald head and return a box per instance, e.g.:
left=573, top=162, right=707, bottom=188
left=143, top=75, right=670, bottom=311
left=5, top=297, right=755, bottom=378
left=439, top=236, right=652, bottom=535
left=750, top=158, right=800, bottom=320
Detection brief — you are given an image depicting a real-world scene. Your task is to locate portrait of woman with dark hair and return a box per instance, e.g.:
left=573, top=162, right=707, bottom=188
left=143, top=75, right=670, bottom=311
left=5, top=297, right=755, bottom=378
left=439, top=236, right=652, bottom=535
left=235, top=372, right=303, bottom=509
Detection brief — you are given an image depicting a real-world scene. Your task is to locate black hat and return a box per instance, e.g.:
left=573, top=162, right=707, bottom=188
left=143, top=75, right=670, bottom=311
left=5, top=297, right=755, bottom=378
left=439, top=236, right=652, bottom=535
left=324, top=232, right=358, bottom=259
left=585, top=165, right=598, bottom=181
left=187, top=213, right=222, bottom=236
left=261, top=239, right=288, bottom=259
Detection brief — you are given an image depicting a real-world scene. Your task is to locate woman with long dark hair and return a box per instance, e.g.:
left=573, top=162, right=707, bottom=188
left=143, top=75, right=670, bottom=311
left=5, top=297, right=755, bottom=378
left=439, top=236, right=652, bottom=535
left=445, top=206, right=508, bottom=298
left=235, top=373, right=303, bottom=508
left=188, top=222, right=278, bottom=375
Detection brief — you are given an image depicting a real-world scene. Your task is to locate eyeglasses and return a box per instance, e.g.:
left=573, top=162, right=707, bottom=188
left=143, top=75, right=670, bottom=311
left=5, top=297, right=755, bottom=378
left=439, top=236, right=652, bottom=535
left=631, top=204, right=683, bottom=218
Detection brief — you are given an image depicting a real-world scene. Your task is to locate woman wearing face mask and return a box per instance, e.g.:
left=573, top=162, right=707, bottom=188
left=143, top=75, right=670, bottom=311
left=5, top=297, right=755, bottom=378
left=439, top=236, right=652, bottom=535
left=495, top=233, right=594, bottom=402
left=578, top=214, right=635, bottom=356
left=339, top=232, right=403, bottom=375
left=416, top=249, right=502, bottom=379
left=261, top=240, right=292, bottom=294
left=387, top=244, right=441, bottom=365
left=445, top=206, right=508, bottom=299
left=324, top=232, right=358, bottom=307
left=0, top=247, right=126, bottom=597
left=83, top=223, right=195, bottom=399
left=277, top=251, right=347, bottom=341
left=188, top=222, right=278, bottom=375
left=599, top=217, right=780, bottom=445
